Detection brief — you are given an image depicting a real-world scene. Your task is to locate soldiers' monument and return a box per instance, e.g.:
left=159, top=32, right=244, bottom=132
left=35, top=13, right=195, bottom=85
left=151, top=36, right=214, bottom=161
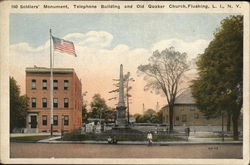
left=107, top=64, right=142, bottom=135
left=115, top=64, right=128, bottom=128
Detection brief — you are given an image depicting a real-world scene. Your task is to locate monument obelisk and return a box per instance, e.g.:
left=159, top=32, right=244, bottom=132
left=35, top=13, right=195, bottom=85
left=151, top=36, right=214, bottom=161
left=115, top=64, right=128, bottom=128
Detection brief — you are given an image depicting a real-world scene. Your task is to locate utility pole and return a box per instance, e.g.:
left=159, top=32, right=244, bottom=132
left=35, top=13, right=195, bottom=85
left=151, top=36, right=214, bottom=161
left=222, top=111, right=224, bottom=141
left=143, top=103, right=145, bottom=114
left=125, top=72, right=134, bottom=125
left=156, top=101, right=159, bottom=111
left=127, top=80, right=130, bottom=124
left=49, top=29, right=54, bottom=137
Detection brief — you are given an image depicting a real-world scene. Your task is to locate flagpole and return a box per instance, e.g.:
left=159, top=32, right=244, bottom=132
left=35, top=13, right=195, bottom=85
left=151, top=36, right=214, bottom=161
left=50, top=29, right=54, bottom=136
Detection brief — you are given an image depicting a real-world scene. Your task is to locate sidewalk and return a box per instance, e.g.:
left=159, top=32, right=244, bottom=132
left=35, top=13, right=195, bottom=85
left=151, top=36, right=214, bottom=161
left=37, top=136, right=242, bottom=145
left=188, top=136, right=236, bottom=142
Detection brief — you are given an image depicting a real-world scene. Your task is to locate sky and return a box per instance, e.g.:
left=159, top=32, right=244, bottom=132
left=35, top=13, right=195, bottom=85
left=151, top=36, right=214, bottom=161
left=9, top=13, right=232, bottom=114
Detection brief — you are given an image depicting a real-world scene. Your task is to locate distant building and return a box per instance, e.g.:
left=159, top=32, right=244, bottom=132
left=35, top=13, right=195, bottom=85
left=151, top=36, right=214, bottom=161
left=25, top=66, right=82, bottom=133
left=162, top=89, right=226, bottom=127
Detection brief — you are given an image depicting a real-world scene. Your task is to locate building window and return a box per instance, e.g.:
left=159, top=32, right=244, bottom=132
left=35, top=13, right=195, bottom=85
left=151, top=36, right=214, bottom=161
left=194, top=113, right=199, bottom=119
left=64, top=98, right=69, bottom=108
left=64, top=115, right=69, bottom=126
left=42, top=115, right=47, bottom=125
left=53, top=80, right=58, bottom=90
left=166, top=115, right=168, bottom=123
left=53, top=115, right=58, bottom=126
left=182, top=115, right=187, bottom=122
left=31, top=98, right=36, bottom=107
left=31, top=79, right=36, bottom=89
left=176, top=116, right=179, bottom=121
left=42, top=98, right=47, bottom=108
left=53, top=98, right=58, bottom=108
left=64, top=80, right=69, bottom=90
left=190, top=108, right=195, bottom=111
left=42, top=80, right=47, bottom=90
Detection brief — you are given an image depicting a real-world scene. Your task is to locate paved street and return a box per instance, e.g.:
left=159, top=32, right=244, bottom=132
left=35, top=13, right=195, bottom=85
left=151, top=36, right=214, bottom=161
left=10, top=143, right=242, bottom=159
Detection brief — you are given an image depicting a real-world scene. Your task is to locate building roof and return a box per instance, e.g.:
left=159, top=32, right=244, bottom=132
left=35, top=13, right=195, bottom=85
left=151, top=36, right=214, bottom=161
left=174, top=88, right=196, bottom=104
left=26, top=66, right=74, bottom=73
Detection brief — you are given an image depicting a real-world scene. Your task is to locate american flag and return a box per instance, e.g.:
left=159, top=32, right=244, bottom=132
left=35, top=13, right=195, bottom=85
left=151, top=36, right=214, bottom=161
left=52, top=36, right=76, bottom=56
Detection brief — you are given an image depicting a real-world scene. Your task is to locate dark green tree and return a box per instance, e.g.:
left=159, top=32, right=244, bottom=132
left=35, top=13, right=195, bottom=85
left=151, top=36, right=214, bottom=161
left=156, top=109, right=164, bottom=123
left=138, top=47, right=189, bottom=131
left=143, top=109, right=158, bottom=123
left=191, top=15, right=243, bottom=140
left=82, top=104, right=88, bottom=123
left=133, top=113, right=144, bottom=123
left=89, top=94, right=108, bottom=119
left=10, top=77, right=28, bottom=132
left=133, top=109, right=163, bottom=123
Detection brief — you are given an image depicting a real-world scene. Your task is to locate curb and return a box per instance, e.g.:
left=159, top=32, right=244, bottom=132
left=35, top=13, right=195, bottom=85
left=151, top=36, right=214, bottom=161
left=38, top=139, right=243, bottom=145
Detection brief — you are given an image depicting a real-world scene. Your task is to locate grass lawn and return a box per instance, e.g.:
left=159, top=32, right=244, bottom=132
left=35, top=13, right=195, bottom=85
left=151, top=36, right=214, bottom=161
left=10, top=135, right=58, bottom=142
left=62, top=131, right=185, bottom=142
left=153, top=135, right=184, bottom=141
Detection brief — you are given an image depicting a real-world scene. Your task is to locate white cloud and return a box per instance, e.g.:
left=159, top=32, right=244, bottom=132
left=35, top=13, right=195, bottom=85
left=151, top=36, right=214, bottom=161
left=151, top=38, right=210, bottom=59
left=9, top=31, right=149, bottom=81
left=10, top=32, right=210, bottom=77
left=10, top=32, right=211, bottom=79
left=64, top=31, right=113, bottom=48
left=10, top=41, right=50, bottom=53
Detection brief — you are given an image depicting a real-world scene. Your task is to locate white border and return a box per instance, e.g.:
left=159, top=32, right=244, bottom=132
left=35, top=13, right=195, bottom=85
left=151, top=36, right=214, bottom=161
left=0, top=1, right=249, bottom=164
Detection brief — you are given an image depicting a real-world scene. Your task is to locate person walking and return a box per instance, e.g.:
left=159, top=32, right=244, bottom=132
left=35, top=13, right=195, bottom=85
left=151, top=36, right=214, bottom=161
left=147, top=132, right=153, bottom=146
left=185, top=127, right=190, bottom=141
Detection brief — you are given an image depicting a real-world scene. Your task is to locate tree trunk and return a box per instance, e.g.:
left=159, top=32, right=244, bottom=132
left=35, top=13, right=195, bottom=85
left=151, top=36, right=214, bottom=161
left=227, top=112, right=231, bottom=132
left=169, top=105, right=174, bottom=132
left=232, top=110, right=240, bottom=140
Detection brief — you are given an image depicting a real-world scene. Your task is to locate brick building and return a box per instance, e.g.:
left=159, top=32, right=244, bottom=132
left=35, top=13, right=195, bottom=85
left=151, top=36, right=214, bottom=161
left=25, top=66, right=82, bottom=133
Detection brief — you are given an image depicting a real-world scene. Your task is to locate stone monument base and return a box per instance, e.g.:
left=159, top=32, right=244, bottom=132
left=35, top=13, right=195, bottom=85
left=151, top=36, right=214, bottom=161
left=115, top=118, right=128, bottom=128
left=113, top=122, right=129, bottom=129
left=116, top=106, right=128, bottom=128
left=109, top=126, right=142, bottom=134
